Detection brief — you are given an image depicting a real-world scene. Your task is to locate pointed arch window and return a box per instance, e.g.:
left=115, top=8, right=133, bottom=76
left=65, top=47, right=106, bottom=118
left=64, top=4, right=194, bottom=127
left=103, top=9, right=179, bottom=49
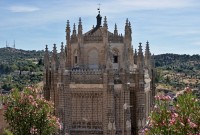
left=112, top=49, right=119, bottom=63
left=74, top=49, right=78, bottom=64
left=113, top=56, right=118, bottom=63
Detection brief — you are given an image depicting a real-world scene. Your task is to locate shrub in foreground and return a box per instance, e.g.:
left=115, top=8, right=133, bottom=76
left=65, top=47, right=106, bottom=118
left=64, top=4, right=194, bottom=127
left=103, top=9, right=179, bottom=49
left=3, top=87, right=61, bottom=135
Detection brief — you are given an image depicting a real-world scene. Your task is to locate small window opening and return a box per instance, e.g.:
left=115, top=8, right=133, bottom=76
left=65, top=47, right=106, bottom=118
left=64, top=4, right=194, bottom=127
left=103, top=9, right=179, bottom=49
left=113, top=56, right=118, bottom=63
left=75, top=56, right=78, bottom=64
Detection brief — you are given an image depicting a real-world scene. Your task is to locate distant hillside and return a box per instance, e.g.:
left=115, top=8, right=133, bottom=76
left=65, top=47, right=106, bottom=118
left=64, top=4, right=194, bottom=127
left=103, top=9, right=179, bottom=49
left=0, top=47, right=45, bottom=91
left=0, top=47, right=44, bottom=63
left=154, top=53, right=200, bottom=68
left=154, top=53, right=200, bottom=92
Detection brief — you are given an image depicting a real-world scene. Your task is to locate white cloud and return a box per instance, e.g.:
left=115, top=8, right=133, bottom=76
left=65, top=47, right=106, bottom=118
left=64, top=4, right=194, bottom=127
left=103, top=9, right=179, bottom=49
left=100, top=0, right=198, bottom=14
left=8, top=6, right=40, bottom=13
left=118, top=0, right=195, bottom=9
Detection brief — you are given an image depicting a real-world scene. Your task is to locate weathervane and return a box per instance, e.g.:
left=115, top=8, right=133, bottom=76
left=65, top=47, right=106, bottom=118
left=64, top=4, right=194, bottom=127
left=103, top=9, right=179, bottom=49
left=97, top=3, right=101, bottom=14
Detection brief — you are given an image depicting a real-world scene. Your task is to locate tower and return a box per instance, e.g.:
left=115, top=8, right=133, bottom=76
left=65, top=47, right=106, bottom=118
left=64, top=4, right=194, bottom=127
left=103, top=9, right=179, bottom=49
left=43, top=10, right=155, bottom=135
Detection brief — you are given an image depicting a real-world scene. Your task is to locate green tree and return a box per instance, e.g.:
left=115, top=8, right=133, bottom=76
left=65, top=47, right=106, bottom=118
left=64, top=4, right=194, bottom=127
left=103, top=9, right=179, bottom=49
left=3, top=87, right=61, bottom=135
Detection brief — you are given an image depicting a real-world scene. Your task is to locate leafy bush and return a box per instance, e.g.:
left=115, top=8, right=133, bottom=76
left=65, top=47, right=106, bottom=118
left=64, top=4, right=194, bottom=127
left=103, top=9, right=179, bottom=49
left=144, top=87, right=200, bottom=135
left=3, top=87, right=61, bottom=135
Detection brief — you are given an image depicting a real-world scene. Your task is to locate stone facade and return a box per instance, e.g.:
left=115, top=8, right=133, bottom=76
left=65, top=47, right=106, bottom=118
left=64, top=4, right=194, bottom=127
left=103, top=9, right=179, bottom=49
left=43, top=11, right=156, bottom=135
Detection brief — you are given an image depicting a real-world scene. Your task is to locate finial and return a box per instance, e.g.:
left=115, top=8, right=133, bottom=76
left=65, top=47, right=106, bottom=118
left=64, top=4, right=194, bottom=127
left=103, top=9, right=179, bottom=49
left=52, top=43, right=57, bottom=53
left=72, top=23, right=76, bottom=35
left=126, top=18, right=129, bottom=25
left=79, top=17, right=81, bottom=24
left=53, top=43, right=56, bottom=49
left=53, top=43, right=57, bottom=50
left=145, top=40, right=150, bottom=56
left=146, top=41, right=150, bottom=50
left=138, top=42, right=143, bottom=53
left=60, top=42, right=64, bottom=52
left=146, top=40, right=149, bottom=45
left=129, top=21, right=131, bottom=27
left=67, top=20, right=70, bottom=27
left=66, top=20, right=70, bottom=32
left=103, top=16, right=107, bottom=28
left=45, top=45, right=48, bottom=51
left=114, top=23, right=118, bottom=35
left=78, top=17, right=82, bottom=35
left=73, top=23, right=76, bottom=30
left=115, top=23, right=117, bottom=30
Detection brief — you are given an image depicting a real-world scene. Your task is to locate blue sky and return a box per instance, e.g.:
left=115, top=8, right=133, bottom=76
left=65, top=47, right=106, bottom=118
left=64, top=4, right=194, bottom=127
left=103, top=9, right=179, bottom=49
left=0, top=0, right=200, bottom=54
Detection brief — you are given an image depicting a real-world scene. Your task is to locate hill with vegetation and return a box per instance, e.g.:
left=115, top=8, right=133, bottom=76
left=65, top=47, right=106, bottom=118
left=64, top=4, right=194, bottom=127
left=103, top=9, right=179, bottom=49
left=154, top=53, right=200, bottom=92
left=0, top=47, right=45, bottom=91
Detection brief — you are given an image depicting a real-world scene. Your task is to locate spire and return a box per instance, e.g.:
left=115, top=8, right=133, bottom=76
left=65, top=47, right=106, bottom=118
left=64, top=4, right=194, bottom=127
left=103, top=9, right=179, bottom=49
left=114, top=23, right=118, bottom=36
left=96, top=7, right=102, bottom=28
left=66, top=20, right=71, bottom=45
left=145, top=41, right=150, bottom=51
left=51, top=43, right=58, bottom=70
left=145, top=41, right=151, bottom=67
left=59, top=42, right=66, bottom=69
left=78, top=17, right=82, bottom=35
left=138, top=42, right=143, bottom=55
left=126, top=18, right=129, bottom=25
left=128, top=21, right=131, bottom=28
left=66, top=20, right=70, bottom=31
left=61, top=42, right=64, bottom=53
left=103, top=16, right=108, bottom=28
left=125, top=18, right=129, bottom=30
left=125, top=18, right=130, bottom=39
left=45, top=44, right=48, bottom=52
left=129, top=21, right=132, bottom=35
left=53, top=43, right=57, bottom=54
left=145, top=41, right=150, bottom=57
left=44, top=45, right=49, bottom=68
left=134, top=49, right=137, bottom=64
left=52, top=44, right=57, bottom=64
left=72, top=23, right=76, bottom=36
left=137, top=42, right=144, bottom=69
left=135, top=49, right=137, bottom=55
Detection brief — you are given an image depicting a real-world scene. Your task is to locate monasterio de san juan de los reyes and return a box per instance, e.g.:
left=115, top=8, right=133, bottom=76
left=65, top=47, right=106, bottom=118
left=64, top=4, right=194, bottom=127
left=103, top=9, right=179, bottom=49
left=43, top=9, right=156, bottom=135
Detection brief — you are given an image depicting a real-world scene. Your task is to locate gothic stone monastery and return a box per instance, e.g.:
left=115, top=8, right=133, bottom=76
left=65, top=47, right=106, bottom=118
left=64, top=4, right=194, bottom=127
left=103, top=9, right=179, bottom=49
left=43, top=10, right=156, bottom=135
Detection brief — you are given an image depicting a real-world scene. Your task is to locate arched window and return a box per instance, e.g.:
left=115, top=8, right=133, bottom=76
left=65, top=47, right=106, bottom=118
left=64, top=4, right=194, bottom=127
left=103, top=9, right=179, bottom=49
left=112, top=48, right=119, bottom=63
left=74, top=49, right=78, bottom=65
